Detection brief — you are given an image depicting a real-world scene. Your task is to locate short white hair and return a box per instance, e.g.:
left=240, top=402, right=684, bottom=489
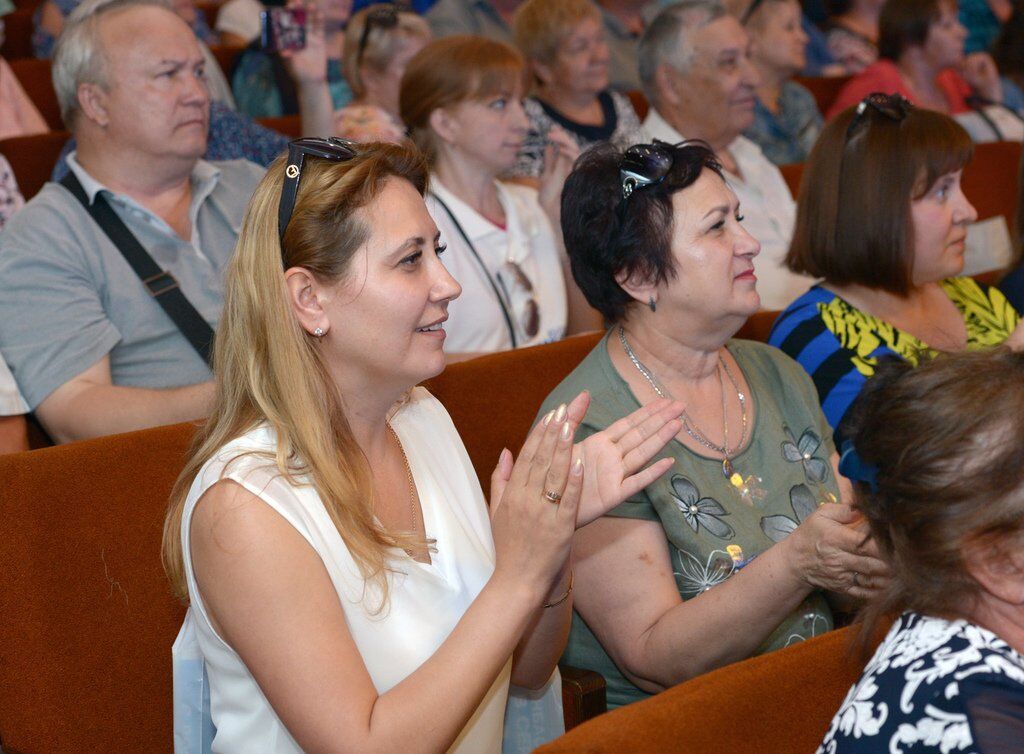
left=52, top=0, right=173, bottom=128
left=638, top=0, right=727, bottom=100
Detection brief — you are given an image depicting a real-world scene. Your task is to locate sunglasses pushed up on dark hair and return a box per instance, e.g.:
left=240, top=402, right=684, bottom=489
left=845, top=92, right=912, bottom=140
left=278, top=136, right=358, bottom=253
left=619, top=141, right=676, bottom=199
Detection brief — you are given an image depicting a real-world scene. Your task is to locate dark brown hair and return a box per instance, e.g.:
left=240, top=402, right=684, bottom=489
left=844, top=349, right=1024, bottom=643
left=560, top=141, right=723, bottom=322
left=878, top=0, right=948, bottom=60
left=785, top=104, right=972, bottom=295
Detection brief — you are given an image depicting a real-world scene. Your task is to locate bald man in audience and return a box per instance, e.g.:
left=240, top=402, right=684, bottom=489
left=0, top=0, right=263, bottom=443
left=638, top=0, right=811, bottom=309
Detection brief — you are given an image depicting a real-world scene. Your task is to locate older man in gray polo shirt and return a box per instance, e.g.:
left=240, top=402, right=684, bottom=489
left=0, top=0, right=264, bottom=443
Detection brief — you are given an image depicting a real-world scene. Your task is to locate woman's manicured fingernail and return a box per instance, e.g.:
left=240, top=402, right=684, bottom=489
left=572, top=458, right=584, bottom=475
left=543, top=410, right=555, bottom=426
left=560, top=421, right=572, bottom=440
left=554, top=403, right=567, bottom=423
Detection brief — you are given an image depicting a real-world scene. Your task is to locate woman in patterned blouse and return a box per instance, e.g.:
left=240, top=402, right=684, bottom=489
left=768, top=93, right=1024, bottom=444
left=819, top=349, right=1024, bottom=753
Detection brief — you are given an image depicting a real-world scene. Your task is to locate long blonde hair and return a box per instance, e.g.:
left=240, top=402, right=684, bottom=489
left=162, top=142, right=429, bottom=605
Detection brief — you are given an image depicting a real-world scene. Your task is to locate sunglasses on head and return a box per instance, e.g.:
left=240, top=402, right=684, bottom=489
left=845, top=92, right=912, bottom=140
left=356, top=5, right=400, bottom=67
left=619, top=141, right=675, bottom=199
left=278, top=136, right=358, bottom=251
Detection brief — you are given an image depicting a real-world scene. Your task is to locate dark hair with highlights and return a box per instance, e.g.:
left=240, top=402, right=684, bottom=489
left=844, top=349, right=1024, bottom=645
left=560, top=141, right=724, bottom=322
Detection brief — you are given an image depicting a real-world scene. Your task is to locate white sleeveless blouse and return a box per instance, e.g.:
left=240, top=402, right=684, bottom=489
left=179, top=387, right=511, bottom=752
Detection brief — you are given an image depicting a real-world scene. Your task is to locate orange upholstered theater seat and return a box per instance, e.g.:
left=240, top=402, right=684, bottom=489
left=0, top=130, right=69, bottom=199
left=8, top=57, right=63, bottom=130
left=536, top=624, right=873, bottom=754
left=794, top=75, right=852, bottom=116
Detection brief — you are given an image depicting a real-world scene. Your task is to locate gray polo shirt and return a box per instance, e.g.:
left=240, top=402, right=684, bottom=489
left=0, top=154, right=264, bottom=410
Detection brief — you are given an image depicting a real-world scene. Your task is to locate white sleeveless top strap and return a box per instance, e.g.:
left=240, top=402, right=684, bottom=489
left=178, top=387, right=511, bottom=753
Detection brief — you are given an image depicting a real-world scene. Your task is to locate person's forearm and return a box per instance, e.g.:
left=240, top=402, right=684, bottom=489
left=342, top=574, right=540, bottom=753
left=297, top=77, right=334, bottom=138
left=626, top=541, right=812, bottom=691
left=39, top=381, right=214, bottom=443
left=510, top=558, right=573, bottom=689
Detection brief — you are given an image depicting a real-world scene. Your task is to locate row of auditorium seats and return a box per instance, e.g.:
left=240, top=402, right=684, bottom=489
left=0, top=330, right=873, bottom=752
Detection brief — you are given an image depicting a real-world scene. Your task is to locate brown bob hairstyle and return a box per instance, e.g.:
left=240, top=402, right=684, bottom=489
left=785, top=102, right=972, bottom=296
left=399, top=35, right=527, bottom=164
left=878, top=0, right=951, bottom=61
left=844, top=348, right=1024, bottom=642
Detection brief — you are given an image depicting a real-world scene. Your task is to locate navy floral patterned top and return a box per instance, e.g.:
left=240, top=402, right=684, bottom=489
left=819, top=612, right=1024, bottom=753
left=539, top=332, right=839, bottom=709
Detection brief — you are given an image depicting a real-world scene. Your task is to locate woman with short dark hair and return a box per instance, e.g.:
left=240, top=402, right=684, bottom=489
left=769, top=94, right=1021, bottom=442
left=539, top=140, right=889, bottom=710
left=827, top=0, right=1003, bottom=118
left=819, top=349, right=1024, bottom=752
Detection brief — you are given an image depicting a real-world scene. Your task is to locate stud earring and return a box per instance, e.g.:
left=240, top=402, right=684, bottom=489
left=313, top=327, right=324, bottom=337
left=648, top=297, right=657, bottom=313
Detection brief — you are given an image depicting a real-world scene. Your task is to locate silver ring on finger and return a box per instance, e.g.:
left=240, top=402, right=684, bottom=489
left=543, top=489, right=562, bottom=504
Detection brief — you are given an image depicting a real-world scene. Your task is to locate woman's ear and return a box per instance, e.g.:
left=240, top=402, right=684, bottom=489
left=427, top=106, right=460, bottom=146
left=614, top=269, right=659, bottom=311
left=532, top=59, right=555, bottom=88
left=964, top=538, right=1024, bottom=606
left=284, top=267, right=330, bottom=338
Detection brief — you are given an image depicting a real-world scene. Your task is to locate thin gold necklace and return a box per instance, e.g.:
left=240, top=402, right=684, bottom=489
left=386, top=423, right=419, bottom=541
left=619, top=326, right=748, bottom=478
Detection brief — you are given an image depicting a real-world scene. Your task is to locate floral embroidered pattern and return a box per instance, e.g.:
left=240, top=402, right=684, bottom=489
left=669, top=475, right=734, bottom=540
left=781, top=425, right=829, bottom=483
left=818, top=613, right=1024, bottom=753
left=674, top=547, right=737, bottom=597
left=761, top=484, right=817, bottom=542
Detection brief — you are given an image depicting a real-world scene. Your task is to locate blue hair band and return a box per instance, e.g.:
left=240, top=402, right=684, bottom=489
left=838, top=440, right=880, bottom=493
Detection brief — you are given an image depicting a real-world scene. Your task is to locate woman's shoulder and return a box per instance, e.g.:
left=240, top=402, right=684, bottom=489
left=539, top=332, right=631, bottom=430
left=768, top=287, right=837, bottom=341
left=728, top=339, right=819, bottom=394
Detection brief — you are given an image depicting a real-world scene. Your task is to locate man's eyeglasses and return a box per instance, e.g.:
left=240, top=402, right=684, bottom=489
left=620, top=141, right=675, bottom=199
left=356, top=5, right=399, bottom=68
left=278, top=137, right=358, bottom=249
left=845, top=92, right=911, bottom=140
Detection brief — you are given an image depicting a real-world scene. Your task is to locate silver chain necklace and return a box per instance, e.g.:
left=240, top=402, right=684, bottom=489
left=619, top=326, right=748, bottom=475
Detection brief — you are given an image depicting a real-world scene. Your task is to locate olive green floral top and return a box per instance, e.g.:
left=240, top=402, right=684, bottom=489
left=540, top=332, right=839, bottom=709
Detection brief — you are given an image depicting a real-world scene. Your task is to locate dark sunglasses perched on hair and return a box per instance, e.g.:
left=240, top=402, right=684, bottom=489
left=619, top=141, right=675, bottom=199
left=846, top=92, right=912, bottom=140
left=356, top=5, right=400, bottom=66
left=278, top=137, right=358, bottom=249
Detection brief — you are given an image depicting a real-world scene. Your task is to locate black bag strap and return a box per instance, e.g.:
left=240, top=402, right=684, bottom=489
left=60, top=171, right=215, bottom=365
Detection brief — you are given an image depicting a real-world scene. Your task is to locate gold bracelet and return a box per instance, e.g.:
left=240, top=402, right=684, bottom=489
left=543, top=569, right=574, bottom=608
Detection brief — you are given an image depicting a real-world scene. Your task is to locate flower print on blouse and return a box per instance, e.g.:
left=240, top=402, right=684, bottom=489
left=818, top=612, right=1024, bottom=753
left=670, top=475, right=735, bottom=540
left=541, top=335, right=840, bottom=708
left=761, top=484, right=817, bottom=543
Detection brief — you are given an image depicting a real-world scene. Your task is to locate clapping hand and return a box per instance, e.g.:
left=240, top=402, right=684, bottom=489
left=537, top=125, right=581, bottom=228
left=567, top=393, right=683, bottom=528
